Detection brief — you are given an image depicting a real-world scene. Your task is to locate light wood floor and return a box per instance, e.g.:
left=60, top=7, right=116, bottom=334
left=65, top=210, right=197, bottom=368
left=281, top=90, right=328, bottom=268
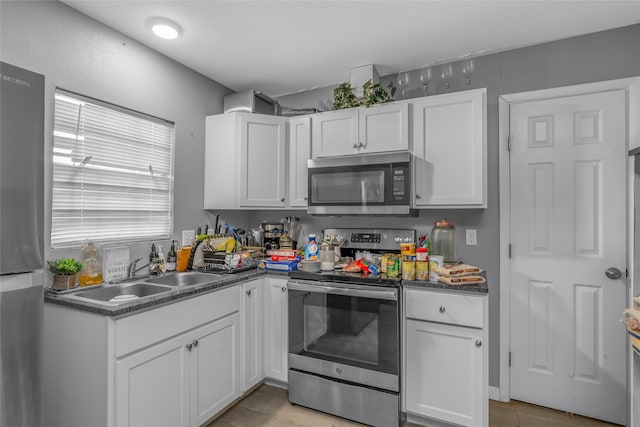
left=206, top=384, right=622, bottom=427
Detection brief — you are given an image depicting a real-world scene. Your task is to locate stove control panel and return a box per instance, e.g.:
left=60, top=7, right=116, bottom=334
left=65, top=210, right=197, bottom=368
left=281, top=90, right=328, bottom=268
left=350, top=233, right=381, bottom=244
left=323, top=228, right=416, bottom=250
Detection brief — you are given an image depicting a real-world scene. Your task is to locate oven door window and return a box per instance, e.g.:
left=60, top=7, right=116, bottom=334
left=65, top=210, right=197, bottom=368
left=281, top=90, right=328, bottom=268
left=310, top=168, right=385, bottom=205
left=289, top=289, right=398, bottom=376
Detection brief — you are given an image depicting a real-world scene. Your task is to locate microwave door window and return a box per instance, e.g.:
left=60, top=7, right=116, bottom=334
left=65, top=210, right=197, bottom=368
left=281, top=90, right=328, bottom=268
left=312, top=170, right=385, bottom=204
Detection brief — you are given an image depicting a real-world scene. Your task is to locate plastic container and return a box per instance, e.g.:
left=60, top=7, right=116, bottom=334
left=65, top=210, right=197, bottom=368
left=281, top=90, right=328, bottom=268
left=431, top=218, right=457, bottom=263
left=176, top=246, right=191, bottom=272
left=416, top=247, right=429, bottom=262
left=79, top=241, right=103, bottom=286
left=305, top=234, right=319, bottom=260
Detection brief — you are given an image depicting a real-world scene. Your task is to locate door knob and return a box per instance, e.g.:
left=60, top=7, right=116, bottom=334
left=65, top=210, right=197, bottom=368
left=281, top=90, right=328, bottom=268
left=605, top=267, right=623, bottom=280
left=416, top=194, right=421, bottom=200
left=186, top=343, right=193, bottom=351
left=439, top=306, right=446, bottom=313
left=246, top=289, right=252, bottom=296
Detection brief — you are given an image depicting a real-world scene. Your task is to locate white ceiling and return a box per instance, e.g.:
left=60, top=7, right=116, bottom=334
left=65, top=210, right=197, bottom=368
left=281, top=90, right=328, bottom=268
left=62, top=0, right=640, bottom=98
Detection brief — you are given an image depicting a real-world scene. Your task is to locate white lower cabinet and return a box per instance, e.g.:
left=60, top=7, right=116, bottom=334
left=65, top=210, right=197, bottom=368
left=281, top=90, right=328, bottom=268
left=403, top=288, right=488, bottom=427
left=115, top=313, right=241, bottom=427
left=242, top=279, right=264, bottom=391
left=263, top=277, right=289, bottom=382
left=44, top=285, right=242, bottom=427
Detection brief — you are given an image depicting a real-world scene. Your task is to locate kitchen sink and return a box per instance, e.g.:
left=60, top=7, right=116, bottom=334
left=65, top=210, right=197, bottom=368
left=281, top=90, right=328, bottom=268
left=68, top=282, right=174, bottom=305
left=145, top=272, right=221, bottom=287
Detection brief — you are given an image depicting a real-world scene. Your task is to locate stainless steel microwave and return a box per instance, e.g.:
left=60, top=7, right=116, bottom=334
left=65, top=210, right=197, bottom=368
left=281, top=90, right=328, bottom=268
left=307, top=152, right=415, bottom=215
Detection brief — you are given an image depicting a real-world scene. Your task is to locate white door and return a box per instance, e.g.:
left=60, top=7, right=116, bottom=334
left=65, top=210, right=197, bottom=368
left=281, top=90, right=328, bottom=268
left=263, top=277, right=288, bottom=382
left=115, top=335, right=190, bottom=427
left=405, top=319, right=484, bottom=426
left=358, top=101, right=409, bottom=154
left=239, top=114, right=287, bottom=207
left=509, top=90, right=627, bottom=424
left=311, top=109, right=358, bottom=157
left=242, top=279, right=264, bottom=391
left=288, top=116, right=311, bottom=207
left=191, top=313, right=241, bottom=426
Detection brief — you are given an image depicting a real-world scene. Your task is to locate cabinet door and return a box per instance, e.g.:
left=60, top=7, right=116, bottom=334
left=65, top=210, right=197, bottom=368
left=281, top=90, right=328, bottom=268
left=311, top=109, right=358, bottom=157
left=242, top=279, right=264, bottom=391
left=115, top=335, right=190, bottom=427
left=405, top=319, right=484, bottom=426
left=412, top=89, right=486, bottom=207
left=239, top=114, right=287, bottom=207
left=359, top=101, right=409, bottom=154
left=191, top=312, right=242, bottom=426
left=263, top=277, right=288, bottom=382
left=288, top=116, right=311, bottom=207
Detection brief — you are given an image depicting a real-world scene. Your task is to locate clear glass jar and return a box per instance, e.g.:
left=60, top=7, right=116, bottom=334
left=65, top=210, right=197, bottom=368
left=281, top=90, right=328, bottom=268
left=319, top=243, right=335, bottom=271
left=431, top=218, right=457, bottom=263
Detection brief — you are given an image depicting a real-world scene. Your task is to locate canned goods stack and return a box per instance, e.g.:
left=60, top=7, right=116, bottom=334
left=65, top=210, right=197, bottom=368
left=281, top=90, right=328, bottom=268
left=400, top=242, right=416, bottom=280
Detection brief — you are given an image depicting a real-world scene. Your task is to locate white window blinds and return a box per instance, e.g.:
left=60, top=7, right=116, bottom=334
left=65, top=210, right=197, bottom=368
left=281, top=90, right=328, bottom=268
left=51, top=89, right=174, bottom=249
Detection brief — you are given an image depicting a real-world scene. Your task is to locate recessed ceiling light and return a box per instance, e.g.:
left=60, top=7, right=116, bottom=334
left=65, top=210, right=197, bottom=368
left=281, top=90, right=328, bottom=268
left=148, top=18, right=182, bottom=40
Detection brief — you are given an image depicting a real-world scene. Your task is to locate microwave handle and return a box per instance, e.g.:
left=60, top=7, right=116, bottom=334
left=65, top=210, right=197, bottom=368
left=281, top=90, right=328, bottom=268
left=287, top=280, right=397, bottom=301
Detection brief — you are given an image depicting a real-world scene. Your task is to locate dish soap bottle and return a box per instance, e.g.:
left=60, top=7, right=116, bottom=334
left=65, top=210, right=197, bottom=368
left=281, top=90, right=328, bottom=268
left=157, top=245, right=167, bottom=275
left=305, top=234, right=319, bottom=260
left=166, top=241, right=177, bottom=272
left=79, top=241, right=103, bottom=286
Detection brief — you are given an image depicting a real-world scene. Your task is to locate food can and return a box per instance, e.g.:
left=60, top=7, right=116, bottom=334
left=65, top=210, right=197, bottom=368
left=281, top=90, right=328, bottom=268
left=386, top=255, right=400, bottom=279
left=415, top=261, right=428, bottom=280
left=402, top=261, right=415, bottom=280
left=416, top=247, right=428, bottom=262
left=429, top=255, right=444, bottom=281
left=400, top=243, right=416, bottom=256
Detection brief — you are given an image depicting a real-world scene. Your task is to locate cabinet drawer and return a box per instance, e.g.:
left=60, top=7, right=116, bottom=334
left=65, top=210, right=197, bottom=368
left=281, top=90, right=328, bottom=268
left=115, top=286, right=240, bottom=357
left=405, top=289, right=483, bottom=328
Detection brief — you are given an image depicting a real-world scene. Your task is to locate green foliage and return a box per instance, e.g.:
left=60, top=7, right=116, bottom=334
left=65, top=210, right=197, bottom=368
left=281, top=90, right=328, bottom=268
left=361, top=80, right=390, bottom=107
left=332, top=83, right=359, bottom=110
left=332, top=80, right=391, bottom=110
left=47, top=258, right=85, bottom=275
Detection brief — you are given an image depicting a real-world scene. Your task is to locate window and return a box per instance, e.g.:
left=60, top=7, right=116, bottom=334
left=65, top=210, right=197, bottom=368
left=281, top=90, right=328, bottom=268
left=51, top=89, right=174, bottom=249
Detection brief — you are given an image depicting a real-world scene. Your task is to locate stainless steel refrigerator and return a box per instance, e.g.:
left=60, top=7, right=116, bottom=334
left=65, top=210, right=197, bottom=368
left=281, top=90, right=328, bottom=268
left=0, top=61, right=45, bottom=427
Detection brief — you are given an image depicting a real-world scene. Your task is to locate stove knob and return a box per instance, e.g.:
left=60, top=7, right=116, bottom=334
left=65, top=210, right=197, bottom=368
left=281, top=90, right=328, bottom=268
left=394, top=236, right=401, bottom=242
left=403, top=236, right=412, bottom=242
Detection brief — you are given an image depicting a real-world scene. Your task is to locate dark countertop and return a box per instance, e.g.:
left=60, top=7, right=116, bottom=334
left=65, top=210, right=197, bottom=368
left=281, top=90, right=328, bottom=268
left=45, top=268, right=487, bottom=317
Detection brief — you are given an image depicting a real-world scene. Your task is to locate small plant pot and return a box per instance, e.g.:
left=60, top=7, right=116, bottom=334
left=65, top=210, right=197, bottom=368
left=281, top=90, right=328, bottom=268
left=52, top=274, right=77, bottom=290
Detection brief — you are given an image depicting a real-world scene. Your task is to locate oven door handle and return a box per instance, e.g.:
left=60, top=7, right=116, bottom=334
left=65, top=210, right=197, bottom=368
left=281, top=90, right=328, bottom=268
left=287, top=281, right=397, bottom=301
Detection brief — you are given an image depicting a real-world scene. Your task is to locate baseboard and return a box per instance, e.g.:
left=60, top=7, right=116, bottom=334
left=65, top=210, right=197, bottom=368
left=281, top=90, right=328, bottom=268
left=489, top=386, right=506, bottom=402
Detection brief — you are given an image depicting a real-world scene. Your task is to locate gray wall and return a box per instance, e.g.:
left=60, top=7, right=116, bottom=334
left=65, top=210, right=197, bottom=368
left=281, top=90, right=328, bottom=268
left=273, top=23, right=640, bottom=388
left=0, top=0, right=236, bottom=266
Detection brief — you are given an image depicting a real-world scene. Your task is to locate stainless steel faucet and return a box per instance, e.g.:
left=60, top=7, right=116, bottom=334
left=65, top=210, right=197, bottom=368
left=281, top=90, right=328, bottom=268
left=127, top=257, right=149, bottom=279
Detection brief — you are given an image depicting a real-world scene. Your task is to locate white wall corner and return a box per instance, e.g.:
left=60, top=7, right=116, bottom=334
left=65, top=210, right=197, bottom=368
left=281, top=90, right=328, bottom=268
left=489, top=386, right=505, bottom=402
left=349, top=64, right=380, bottom=98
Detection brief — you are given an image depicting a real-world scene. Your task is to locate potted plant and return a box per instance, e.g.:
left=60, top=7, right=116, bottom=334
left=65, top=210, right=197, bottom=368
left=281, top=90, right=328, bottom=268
left=48, top=258, right=85, bottom=290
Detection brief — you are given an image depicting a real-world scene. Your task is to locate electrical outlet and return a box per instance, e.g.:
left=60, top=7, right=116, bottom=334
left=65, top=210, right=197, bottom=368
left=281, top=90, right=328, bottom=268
left=466, top=229, right=477, bottom=246
left=182, top=230, right=195, bottom=247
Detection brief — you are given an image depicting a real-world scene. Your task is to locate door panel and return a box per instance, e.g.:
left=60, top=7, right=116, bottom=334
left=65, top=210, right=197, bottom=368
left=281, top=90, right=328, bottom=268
left=509, top=90, right=627, bottom=424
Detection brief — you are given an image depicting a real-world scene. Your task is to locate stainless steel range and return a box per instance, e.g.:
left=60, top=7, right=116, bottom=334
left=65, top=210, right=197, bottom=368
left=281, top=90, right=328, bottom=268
left=287, top=228, right=416, bottom=427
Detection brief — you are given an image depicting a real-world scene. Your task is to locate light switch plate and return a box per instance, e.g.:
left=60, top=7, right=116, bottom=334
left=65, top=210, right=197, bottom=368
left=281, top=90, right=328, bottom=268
left=466, top=229, right=477, bottom=246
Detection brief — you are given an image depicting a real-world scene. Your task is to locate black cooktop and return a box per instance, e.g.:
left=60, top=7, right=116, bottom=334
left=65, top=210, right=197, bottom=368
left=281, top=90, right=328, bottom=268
left=289, top=270, right=400, bottom=287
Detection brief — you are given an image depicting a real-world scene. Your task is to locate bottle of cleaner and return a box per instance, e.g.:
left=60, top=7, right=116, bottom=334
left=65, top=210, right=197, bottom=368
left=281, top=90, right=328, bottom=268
left=79, top=241, right=103, bottom=286
left=305, top=234, right=319, bottom=260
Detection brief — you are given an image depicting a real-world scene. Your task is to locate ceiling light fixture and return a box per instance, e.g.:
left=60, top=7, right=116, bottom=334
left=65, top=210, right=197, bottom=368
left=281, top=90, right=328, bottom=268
left=149, top=18, right=182, bottom=40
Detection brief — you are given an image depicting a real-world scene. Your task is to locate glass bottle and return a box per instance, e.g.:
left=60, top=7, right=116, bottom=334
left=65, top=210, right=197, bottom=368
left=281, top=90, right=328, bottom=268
left=157, top=245, right=167, bottom=274
left=166, top=240, right=177, bottom=272
left=320, top=243, right=335, bottom=271
left=431, top=218, right=457, bottom=263
left=79, top=241, right=103, bottom=286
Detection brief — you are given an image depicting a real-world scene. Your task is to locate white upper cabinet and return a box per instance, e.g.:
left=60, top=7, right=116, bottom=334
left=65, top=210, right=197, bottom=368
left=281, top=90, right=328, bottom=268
left=288, top=116, right=311, bottom=207
left=204, top=112, right=287, bottom=209
left=312, top=101, right=409, bottom=158
left=411, top=88, right=487, bottom=208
